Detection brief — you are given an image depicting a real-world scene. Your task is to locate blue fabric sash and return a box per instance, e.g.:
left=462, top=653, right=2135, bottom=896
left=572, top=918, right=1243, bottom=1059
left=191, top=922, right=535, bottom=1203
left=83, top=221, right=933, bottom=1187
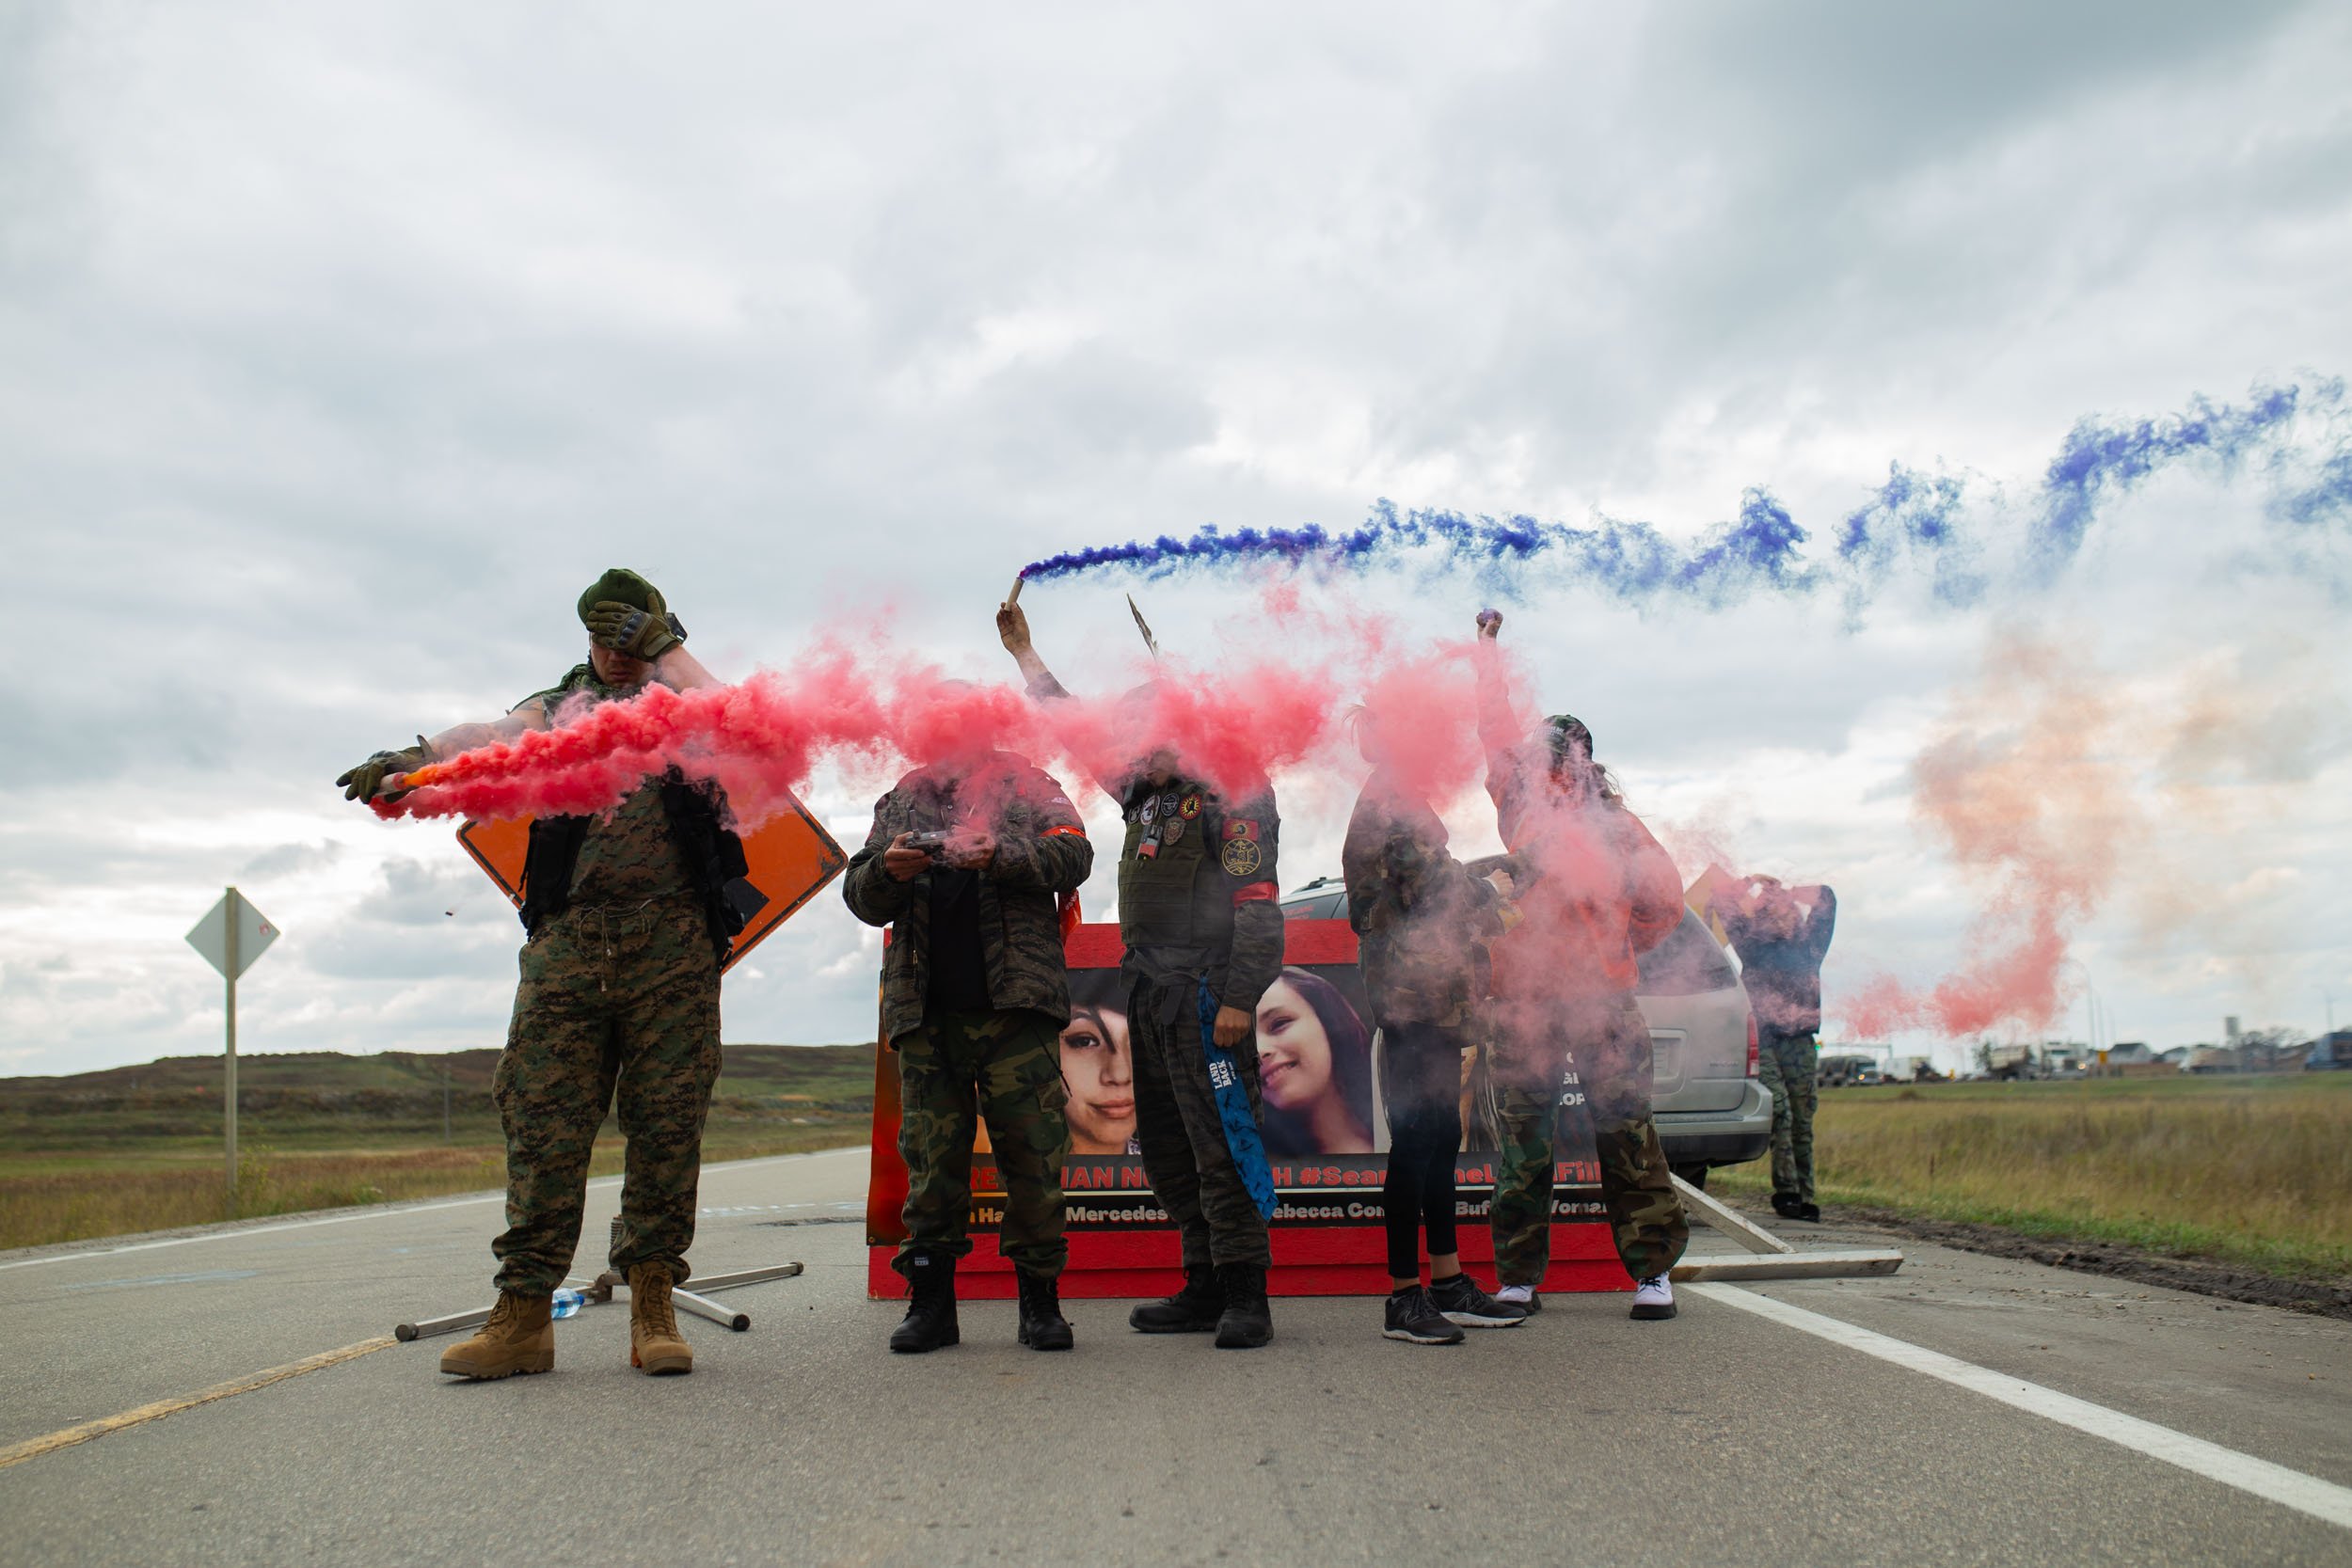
left=1197, top=982, right=1278, bottom=1220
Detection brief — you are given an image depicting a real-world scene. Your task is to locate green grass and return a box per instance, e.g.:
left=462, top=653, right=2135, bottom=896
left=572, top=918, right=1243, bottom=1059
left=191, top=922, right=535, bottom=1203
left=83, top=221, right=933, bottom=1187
left=0, top=1044, right=877, bottom=1250
left=1712, top=1071, right=2352, bottom=1278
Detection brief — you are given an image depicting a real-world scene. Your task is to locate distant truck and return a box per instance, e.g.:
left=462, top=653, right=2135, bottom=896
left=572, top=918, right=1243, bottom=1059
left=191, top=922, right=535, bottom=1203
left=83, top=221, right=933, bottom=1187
left=1984, top=1044, right=2038, bottom=1081
left=1818, top=1054, right=1881, bottom=1087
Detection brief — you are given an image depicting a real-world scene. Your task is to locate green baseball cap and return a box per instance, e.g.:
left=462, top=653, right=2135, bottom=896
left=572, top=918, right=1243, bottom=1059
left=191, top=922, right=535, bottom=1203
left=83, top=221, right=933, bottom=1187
left=578, top=567, right=660, bottom=626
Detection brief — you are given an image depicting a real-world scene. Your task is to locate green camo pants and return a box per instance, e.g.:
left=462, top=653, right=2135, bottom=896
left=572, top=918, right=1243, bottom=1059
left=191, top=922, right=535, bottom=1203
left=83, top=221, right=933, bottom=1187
left=1758, top=1030, right=1818, bottom=1203
left=896, top=1008, right=1072, bottom=1277
left=1488, top=994, right=1689, bottom=1286
left=492, top=893, right=721, bottom=1294
left=1129, top=974, right=1272, bottom=1270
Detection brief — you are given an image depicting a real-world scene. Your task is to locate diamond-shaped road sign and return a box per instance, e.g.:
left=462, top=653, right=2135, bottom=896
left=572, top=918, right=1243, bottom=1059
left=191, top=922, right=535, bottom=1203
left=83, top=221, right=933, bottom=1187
left=187, top=889, right=278, bottom=980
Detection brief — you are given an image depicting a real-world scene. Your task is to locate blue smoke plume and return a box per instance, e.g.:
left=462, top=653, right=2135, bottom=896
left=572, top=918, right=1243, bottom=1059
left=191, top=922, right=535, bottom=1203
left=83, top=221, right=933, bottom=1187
left=1019, top=380, right=2349, bottom=610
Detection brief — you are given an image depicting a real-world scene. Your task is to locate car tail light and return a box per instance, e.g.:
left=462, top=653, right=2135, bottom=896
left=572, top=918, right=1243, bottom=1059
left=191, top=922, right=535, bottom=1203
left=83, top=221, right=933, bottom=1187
left=1746, top=1013, right=1759, bottom=1077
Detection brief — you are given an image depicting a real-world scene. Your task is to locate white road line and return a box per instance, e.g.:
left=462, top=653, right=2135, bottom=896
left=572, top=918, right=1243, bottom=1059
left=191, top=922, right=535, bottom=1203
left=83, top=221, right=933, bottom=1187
left=1690, top=1282, right=2352, bottom=1532
left=0, top=1146, right=863, bottom=1275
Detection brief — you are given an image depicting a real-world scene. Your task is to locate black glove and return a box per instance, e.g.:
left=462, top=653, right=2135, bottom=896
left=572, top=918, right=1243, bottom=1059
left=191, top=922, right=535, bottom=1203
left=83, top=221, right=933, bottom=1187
left=337, top=737, right=430, bottom=803
left=584, top=590, right=685, bottom=660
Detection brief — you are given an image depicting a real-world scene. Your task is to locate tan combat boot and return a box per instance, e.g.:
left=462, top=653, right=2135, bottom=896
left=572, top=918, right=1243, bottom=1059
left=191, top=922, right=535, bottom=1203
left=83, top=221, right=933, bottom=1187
left=438, top=1291, right=555, bottom=1380
left=627, top=1262, right=693, bottom=1375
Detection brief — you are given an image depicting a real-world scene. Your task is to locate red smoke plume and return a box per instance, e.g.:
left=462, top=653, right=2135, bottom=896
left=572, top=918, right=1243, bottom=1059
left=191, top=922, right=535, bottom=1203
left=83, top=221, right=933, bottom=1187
left=1836, top=637, right=2135, bottom=1038
left=373, top=641, right=1367, bottom=828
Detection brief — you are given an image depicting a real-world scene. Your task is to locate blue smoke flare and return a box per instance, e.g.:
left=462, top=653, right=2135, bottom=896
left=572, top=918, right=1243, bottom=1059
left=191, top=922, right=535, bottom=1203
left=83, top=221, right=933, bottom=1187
left=1019, top=381, right=2348, bottom=610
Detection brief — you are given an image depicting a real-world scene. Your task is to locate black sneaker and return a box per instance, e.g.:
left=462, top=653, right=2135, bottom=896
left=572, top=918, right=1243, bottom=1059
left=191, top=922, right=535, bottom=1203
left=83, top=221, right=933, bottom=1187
left=1382, top=1288, right=1465, bottom=1345
left=1795, top=1201, right=1821, bottom=1223
left=1771, top=1192, right=1804, bottom=1221
left=1428, top=1273, right=1527, bottom=1327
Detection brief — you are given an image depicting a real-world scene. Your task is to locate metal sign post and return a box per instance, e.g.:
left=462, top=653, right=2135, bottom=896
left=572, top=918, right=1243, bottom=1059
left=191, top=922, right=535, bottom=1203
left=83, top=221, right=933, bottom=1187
left=187, top=887, right=278, bottom=1219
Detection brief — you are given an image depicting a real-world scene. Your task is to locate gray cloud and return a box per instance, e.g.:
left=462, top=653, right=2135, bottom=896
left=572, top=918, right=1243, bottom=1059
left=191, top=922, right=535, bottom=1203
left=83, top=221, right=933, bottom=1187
left=5, top=1, right=2349, bottom=1074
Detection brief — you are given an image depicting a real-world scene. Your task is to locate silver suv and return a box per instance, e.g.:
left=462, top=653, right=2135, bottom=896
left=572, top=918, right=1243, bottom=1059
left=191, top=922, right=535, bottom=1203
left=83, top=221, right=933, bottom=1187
left=1279, top=879, right=1770, bottom=1184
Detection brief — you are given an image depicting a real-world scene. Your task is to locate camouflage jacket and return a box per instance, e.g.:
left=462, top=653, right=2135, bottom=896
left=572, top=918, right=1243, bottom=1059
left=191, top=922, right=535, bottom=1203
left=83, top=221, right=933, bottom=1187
left=842, top=753, right=1093, bottom=1043
left=1343, top=768, right=1502, bottom=1026
left=1722, top=885, right=1836, bottom=1035
left=1025, top=672, right=1286, bottom=1017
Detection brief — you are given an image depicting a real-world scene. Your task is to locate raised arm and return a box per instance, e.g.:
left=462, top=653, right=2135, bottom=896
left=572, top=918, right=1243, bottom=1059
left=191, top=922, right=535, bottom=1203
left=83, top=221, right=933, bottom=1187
left=651, top=643, right=723, bottom=692
left=583, top=584, right=724, bottom=691
left=1472, top=610, right=1532, bottom=841
left=997, top=594, right=1145, bottom=805
left=996, top=595, right=1058, bottom=691
left=1802, top=884, right=1837, bottom=962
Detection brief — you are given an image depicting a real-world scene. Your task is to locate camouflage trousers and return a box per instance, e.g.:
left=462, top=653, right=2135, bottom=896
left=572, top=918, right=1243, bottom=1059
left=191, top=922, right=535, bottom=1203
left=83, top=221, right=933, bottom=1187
left=1129, top=974, right=1272, bottom=1270
left=896, top=1008, right=1072, bottom=1277
left=492, top=891, right=721, bottom=1294
left=1488, top=993, right=1688, bottom=1286
left=1758, top=1030, right=1819, bottom=1204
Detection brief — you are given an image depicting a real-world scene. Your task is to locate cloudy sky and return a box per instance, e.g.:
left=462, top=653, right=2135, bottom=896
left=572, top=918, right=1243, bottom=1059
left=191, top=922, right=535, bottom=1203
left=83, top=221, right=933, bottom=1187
left=4, top=1, right=2347, bottom=1078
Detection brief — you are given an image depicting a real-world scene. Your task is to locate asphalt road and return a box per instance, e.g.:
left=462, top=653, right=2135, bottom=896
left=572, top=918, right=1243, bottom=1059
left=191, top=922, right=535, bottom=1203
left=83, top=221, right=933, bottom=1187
left=2, top=1147, right=2347, bottom=1567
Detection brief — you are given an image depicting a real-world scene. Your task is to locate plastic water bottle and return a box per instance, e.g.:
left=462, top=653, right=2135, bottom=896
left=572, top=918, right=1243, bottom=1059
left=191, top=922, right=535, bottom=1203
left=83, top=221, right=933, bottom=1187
left=550, top=1287, right=585, bottom=1320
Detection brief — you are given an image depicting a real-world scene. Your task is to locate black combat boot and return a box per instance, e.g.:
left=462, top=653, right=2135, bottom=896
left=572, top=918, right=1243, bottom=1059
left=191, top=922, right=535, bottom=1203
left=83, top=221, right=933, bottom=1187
left=888, top=1248, right=959, bottom=1354
left=1127, top=1265, right=1224, bottom=1334
left=1015, top=1270, right=1074, bottom=1352
left=1213, top=1262, right=1273, bottom=1350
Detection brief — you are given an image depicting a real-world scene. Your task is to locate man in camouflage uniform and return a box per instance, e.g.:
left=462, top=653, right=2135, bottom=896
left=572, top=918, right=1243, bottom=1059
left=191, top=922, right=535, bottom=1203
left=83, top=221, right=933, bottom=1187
left=1474, top=610, right=1690, bottom=1320
left=1710, top=876, right=1837, bottom=1222
left=339, top=568, right=756, bottom=1380
left=843, top=731, right=1094, bottom=1354
left=998, top=599, right=1286, bottom=1350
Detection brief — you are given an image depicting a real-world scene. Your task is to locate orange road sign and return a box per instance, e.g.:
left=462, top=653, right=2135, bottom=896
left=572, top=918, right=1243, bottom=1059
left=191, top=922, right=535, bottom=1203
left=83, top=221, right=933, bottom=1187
left=456, top=796, right=847, bottom=974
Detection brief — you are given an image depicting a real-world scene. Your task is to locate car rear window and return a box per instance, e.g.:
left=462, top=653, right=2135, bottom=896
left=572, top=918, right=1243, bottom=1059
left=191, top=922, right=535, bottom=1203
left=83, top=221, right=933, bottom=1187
left=1637, top=911, right=1739, bottom=996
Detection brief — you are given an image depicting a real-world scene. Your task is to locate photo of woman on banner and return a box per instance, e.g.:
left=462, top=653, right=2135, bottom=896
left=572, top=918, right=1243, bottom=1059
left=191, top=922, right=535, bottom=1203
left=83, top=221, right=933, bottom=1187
left=1254, top=966, right=1375, bottom=1157
left=1060, top=971, right=1139, bottom=1156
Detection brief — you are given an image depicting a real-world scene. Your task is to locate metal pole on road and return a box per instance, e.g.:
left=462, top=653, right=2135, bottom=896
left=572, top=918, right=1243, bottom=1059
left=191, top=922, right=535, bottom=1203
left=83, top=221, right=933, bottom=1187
left=225, top=886, right=240, bottom=1220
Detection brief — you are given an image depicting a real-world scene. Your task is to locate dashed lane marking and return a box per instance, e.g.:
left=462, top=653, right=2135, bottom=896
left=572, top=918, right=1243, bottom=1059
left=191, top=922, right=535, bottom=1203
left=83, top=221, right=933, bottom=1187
left=1690, top=1282, right=2352, bottom=1531
left=0, top=1337, right=398, bottom=1471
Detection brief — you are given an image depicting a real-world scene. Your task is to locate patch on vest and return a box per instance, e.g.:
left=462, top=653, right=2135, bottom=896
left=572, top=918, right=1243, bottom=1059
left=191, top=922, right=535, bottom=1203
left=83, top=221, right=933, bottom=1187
left=1223, top=818, right=1259, bottom=841
left=1179, top=793, right=1202, bottom=818
left=1162, top=817, right=1184, bottom=844
left=1220, top=836, right=1262, bottom=876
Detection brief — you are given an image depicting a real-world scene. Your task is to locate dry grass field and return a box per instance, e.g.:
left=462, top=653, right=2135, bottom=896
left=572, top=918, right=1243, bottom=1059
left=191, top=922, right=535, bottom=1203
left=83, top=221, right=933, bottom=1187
left=0, top=1044, right=875, bottom=1251
left=1714, top=1071, right=2352, bottom=1277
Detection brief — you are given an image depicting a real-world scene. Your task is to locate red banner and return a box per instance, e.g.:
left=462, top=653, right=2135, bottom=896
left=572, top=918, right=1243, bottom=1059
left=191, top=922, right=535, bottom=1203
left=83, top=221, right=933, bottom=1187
left=866, top=920, right=1621, bottom=1300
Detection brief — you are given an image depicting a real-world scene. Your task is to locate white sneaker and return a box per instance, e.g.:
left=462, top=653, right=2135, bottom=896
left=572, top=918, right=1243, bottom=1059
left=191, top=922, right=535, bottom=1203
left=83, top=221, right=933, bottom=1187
left=1629, top=1275, right=1676, bottom=1321
left=1492, top=1283, right=1541, bottom=1314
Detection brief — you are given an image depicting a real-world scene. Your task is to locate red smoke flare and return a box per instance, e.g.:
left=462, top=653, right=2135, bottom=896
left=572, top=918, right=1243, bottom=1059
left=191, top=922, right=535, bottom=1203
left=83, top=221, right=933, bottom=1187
left=373, top=641, right=1374, bottom=828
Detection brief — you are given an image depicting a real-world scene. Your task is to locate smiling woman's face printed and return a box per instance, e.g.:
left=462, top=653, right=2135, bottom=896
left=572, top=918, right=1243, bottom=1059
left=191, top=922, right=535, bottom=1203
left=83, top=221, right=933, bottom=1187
left=1252, top=977, right=1335, bottom=1114
left=1058, top=1006, right=1136, bottom=1153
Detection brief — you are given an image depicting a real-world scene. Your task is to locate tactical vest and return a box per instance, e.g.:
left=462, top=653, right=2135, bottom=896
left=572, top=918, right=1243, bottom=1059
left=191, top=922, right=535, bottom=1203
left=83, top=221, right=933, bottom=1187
left=1115, top=779, right=1233, bottom=955
left=510, top=667, right=762, bottom=962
